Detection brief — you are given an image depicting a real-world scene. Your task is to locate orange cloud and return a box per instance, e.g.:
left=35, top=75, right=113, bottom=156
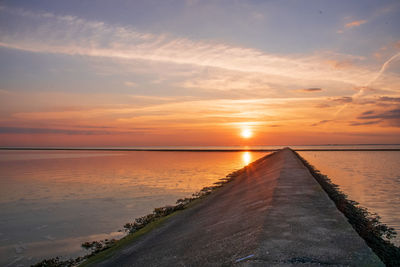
left=345, top=19, right=367, bottom=28
left=325, top=59, right=353, bottom=69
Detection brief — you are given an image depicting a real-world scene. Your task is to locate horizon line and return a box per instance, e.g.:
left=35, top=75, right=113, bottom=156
left=1, top=144, right=399, bottom=152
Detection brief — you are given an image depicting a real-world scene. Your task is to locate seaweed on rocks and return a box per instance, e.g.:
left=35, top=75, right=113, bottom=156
left=31, top=256, right=83, bottom=267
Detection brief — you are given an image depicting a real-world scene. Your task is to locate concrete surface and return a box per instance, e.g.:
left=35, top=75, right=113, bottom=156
left=94, top=148, right=383, bottom=266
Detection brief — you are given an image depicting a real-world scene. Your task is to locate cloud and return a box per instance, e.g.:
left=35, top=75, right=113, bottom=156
left=314, top=103, right=331, bottom=108
left=332, top=96, right=353, bottom=103
left=325, top=59, right=353, bottom=69
left=0, top=89, right=12, bottom=95
left=184, top=0, right=200, bottom=6
left=345, top=19, right=367, bottom=28
left=0, top=127, right=111, bottom=135
left=311, top=120, right=331, bottom=126
left=124, top=81, right=137, bottom=87
left=396, top=40, right=400, bottom=49
left=6, top=95, right=323, bottom=133
left=0, top=126, right=148, bottom=135
left=252, top=12, right=264, bottom=20
left=73, top=125, right=113, bottom=129
left=294, top=88, right=322, bottom=93
left=357, top=108, right=400, bottom=126
left=358, top=109, right=400, bottom=120
left=181, top=70, right=276, bottom=92
left=349, top=120, right=381, bottom=126
left=361, top=110, right=375, bottom=116
left=379, top=96, right=400, bottom=102
left=0, top=6, right=379, bottom=88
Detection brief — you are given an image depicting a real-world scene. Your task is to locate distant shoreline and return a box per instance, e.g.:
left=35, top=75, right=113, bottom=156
left=1, top=147, right=399, bottom=152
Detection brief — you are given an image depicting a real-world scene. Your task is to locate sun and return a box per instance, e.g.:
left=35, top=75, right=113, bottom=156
left=240, top=128, right=253, bottom=139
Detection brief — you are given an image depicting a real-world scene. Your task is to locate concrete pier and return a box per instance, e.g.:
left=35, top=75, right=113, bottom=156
left=94, top=148, right=383, bottom=266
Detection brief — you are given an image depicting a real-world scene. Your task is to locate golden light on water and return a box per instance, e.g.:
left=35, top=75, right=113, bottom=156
left=242, top=152, right=251, bottom=165
left=240, top=128, right=253, bottom=139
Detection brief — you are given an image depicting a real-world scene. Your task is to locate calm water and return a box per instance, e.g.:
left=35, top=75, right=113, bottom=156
left=1, top=148, right=399, bottom=266
left=0, top=150, right=267, bottom=266
left=299, top=151, right=400, bottom=246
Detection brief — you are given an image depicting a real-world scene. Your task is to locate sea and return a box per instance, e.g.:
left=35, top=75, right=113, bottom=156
left=0, top=145, right=399, bottom=266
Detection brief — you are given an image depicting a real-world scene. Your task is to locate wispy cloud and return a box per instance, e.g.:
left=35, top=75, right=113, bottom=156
left=357, top=109, right=400, bottom=126
left=5, top=94, right=323, bottom=132
left=345, top=19, right=367, bottom=28
left=349, top=120, right=381, bottom=126
left=0, top=89, right=12, bottom=95
left=336, top=19, right=367, bottom=34
left=124, top=81, right=137, bottom=87
left=379, top=96, right=400, bottom=102
left=361, top=110, right=375, bottom=116
left=358, top=109, right=400, bottom=120
left=0, top=6, right=378, bottom=88
left=332, top=96, right=353, bottom=104
left=325, top=59, right=353, bottom=69
left=293, top=88, right=322, bottom=93
left=334, top=52, right=400, bottom=116
left=311, top=119, right=331, bottom=126
left=0, top=126, right=145, bottom=135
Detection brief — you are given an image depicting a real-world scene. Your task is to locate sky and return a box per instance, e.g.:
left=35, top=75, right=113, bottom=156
left=0, top=0, right=400, bottom=146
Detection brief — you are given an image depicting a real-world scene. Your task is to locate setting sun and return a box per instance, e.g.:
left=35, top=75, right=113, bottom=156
left=240, top=129, right=253, bottom=139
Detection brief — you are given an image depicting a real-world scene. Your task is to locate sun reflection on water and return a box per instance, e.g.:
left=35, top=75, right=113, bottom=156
left=242, top=151, right=251, bottom=165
